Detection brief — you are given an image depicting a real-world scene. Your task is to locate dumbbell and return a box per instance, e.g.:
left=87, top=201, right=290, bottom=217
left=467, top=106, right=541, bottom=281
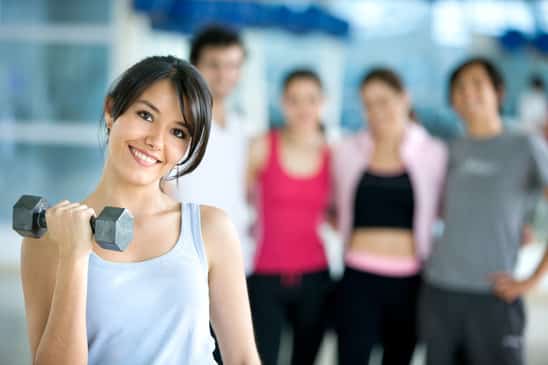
left=12, top=195, right=134, bottom=251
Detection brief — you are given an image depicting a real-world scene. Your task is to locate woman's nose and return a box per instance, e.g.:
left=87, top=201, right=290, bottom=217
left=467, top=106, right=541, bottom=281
left=144, top=129, right=163, bottom=150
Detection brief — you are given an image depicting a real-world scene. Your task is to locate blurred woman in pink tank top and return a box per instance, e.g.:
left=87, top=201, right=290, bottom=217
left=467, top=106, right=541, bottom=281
left=246, top=69, right=332, bottom=365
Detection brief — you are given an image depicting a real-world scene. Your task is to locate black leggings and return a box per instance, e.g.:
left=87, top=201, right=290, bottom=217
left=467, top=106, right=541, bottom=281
left=336, top=267, right=421, bottom=365
left=247, top=270, right=333, bottom=365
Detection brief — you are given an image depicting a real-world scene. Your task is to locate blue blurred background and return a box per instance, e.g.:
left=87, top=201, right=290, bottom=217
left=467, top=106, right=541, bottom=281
left=1, top=1, right=548, bottom=364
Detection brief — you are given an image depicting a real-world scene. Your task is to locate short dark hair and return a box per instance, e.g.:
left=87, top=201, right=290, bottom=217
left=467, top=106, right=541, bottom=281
left=448, top=57, right=505, bottom=107
left=530, top=74, right=545, bottom=90
left=104, top=55, right=212, bottom=179
left=360, top=67, right=405, bottom=93
left=282, top=68, right=323, bottom=92
left=189, top=25, right=244, bottom=65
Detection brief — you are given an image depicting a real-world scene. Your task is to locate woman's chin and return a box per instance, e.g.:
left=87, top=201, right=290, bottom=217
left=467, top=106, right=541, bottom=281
left=290, top=121, right=319, bottom=132
left=119, top=169, right=161, bottom=187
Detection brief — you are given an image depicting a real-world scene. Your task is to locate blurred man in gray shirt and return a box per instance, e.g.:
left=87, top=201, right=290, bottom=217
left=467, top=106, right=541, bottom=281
left=422, top=58, right=548, bottom=365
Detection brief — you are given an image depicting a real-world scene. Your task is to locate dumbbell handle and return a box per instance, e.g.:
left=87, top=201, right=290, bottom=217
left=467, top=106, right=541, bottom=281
left=36, top=209, right=97, bottom=234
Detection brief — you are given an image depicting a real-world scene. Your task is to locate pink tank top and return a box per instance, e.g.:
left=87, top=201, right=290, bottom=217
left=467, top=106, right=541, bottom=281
left=254, top=131, right=330, bottom=274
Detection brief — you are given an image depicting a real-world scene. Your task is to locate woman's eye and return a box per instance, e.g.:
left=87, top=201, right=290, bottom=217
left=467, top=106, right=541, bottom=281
left=172, top=128, right=187, bottom=139
left=137, top=110, right=153, bottom=122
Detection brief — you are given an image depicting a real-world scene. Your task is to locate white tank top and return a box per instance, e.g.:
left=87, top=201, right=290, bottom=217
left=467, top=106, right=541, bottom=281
left=86, top=203, right=216, bottom=364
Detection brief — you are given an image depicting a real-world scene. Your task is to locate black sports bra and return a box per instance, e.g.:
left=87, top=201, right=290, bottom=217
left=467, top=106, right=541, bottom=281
left=352, top=170, right=414, bottom=230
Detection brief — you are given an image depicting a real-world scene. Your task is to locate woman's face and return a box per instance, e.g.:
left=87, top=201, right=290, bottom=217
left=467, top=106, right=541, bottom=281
left=360, top=80, right=409, bottom=138
left=451, top=63, right=500, bottom=123
left=282, top=78, right=324, bottom=132
left=105, top=79, right=191, bottom=187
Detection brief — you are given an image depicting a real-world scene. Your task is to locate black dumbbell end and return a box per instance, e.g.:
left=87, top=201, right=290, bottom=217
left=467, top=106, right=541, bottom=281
left=12, top=195, right=49, bottom=238
left=94, top=207, right=134, bottom=251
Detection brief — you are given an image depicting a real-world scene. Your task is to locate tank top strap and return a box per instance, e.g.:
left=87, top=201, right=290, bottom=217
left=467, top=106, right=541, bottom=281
left=187, top=203, right=209, bottom=276
left=267, top=130, right=281, bottom=169
left=320, top=143, right=331, bottom=176
left=181, top=203, right=209, bottom=276
left=265, top=130, right=330, bottom=180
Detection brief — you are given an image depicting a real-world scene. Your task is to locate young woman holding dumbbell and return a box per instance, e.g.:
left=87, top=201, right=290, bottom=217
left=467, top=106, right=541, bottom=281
left=20, top=56, right=260, bottom=365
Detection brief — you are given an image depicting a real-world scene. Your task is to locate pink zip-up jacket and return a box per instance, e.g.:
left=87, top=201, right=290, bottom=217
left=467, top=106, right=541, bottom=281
left=331, top=123, right=448, bottom=261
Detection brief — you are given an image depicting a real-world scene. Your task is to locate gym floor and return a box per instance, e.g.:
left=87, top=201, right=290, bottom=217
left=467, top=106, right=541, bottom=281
left=1, top=269, right=548, bottom=365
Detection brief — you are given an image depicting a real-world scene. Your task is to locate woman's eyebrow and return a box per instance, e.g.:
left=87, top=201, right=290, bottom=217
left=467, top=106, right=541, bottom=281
left=137, top=99, right=189, bottom=127
left=176, top=121, right=190, bottom=128
left=136, top=99, right=160, bottom=113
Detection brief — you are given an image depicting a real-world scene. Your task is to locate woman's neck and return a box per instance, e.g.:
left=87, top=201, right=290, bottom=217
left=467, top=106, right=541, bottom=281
left=212, top=98, right=226, bottom=129
left=85, top=170, right=173, bottom=218
left=281, top=125, right=322, bottom=147
left=372, top=124, right=406, bottom=156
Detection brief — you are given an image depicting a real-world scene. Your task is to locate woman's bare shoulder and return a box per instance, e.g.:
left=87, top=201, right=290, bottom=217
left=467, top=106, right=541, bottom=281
left=199, top=205, right=235, bottom=241
left=198, top=205, right=239, bottom=260
left=248, top=132, right=270, bottom=159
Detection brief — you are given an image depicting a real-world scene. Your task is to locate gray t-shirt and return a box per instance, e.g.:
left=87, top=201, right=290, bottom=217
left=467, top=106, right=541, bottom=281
left=425, top=132, right=548, bottom=292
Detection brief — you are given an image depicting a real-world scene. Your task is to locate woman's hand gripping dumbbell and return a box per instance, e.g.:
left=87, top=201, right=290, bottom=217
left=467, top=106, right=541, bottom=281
left=13, top=195, right=134, bottom=255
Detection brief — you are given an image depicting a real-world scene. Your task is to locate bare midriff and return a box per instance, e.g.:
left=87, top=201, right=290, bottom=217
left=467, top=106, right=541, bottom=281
left=348, top=228, right=415, bottom=258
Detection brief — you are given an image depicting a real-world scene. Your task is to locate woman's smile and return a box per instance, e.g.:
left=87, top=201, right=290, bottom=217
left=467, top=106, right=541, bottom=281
left=128, top=145, right=161, bottom=167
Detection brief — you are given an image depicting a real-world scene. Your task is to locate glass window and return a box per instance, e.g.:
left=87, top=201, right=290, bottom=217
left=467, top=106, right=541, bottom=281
left=465, top=0, right=534, bottom=35
left=432, top=1, right=470, bottom=47
left=263, top=31, right=326, bottom=128
left=538, top=0, right=548, bottom=31
left=0, top=42, right=109, bottom=122
left=0, top=0, right=111, bottom=25
left=0, top=143, right=105, bottom=222
left=329, top=0, right=429, bottom=37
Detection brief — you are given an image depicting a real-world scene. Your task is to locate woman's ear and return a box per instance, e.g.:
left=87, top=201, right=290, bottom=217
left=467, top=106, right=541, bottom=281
left=104, top=97, right=114, bottom=129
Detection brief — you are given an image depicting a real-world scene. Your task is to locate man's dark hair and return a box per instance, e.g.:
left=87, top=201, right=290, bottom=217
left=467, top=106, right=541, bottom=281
left=530, top=74, right=545, bottom=91
left=189, top=25, right=245, bottom=65
left=448, top=57, right=505, bottom=109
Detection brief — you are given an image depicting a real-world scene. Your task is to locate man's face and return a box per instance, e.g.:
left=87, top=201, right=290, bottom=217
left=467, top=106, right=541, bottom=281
left=451, top=63, right=500, bottom=123
left=196, top=45, right=244, bottom=100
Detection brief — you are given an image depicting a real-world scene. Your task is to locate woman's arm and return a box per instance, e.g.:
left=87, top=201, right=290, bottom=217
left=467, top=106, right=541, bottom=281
left=245, top=135, right=269, bottom=204
left=22, top=240, right=89, bottom=365
left=201, top=206, right=261, bottom=365
left=326, top=143, right=339, bottom=230
left=21, top=201, right=95, bottom=365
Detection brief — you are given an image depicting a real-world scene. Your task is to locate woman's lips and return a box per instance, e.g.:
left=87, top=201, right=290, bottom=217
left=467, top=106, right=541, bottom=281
left=129, top=146, right=160, bottom=167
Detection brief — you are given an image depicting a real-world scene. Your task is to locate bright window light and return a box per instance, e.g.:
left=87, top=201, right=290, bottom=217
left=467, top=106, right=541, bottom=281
left=465, top=0, right=534, bottom=35
left=432, top=1, right=470, bottom=46
left=538, top=0, right=548, bottom=31
left=328, top=0, right=429, bottom=37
